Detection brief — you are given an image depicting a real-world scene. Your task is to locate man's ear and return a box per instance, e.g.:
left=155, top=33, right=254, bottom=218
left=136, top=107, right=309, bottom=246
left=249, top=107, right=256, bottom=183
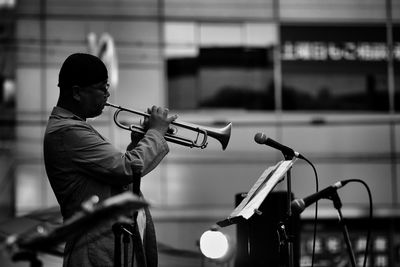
left=72, top=86, right=81, bottom=101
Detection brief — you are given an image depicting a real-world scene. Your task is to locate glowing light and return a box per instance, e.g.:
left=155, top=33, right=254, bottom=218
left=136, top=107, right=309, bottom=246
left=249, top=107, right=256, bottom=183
left=199, top=229, right=229, bottom=260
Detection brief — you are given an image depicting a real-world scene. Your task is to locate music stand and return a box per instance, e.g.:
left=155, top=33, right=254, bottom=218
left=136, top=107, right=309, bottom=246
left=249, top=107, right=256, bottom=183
left=217, top=159, right=297, bottom=227
left=217, top=159, right=297, bottom=267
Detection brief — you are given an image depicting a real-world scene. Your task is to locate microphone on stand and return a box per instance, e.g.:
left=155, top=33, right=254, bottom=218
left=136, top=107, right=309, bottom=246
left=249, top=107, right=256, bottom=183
left=290, top=180, right=349, bottom=215
left=254, top=133, right=305, bottom=159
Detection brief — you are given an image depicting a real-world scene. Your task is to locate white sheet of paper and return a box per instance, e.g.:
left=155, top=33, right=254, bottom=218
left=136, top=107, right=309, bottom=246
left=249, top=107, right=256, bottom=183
left=228, top=159, right=297, bottom=220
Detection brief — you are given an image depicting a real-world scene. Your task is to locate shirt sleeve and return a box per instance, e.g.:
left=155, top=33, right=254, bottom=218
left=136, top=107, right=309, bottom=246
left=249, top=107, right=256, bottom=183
left=62, top=123, right=169, bottom=186
left=125, top=129, right=170, bottom=176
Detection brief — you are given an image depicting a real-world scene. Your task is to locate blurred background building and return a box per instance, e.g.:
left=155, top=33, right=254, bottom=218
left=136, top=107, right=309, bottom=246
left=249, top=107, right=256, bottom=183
left=0, top=0, right=399, bottom=266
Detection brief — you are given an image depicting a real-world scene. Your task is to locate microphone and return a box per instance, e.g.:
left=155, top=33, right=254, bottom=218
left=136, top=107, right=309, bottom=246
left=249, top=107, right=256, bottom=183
left=291, top=180, right=349, bottom=215
left=254, top=133, right=304, bottom=159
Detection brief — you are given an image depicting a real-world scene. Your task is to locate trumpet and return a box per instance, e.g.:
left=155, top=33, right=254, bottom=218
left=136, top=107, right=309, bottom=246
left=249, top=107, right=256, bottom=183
left=105, top=102, right=232, bottom=150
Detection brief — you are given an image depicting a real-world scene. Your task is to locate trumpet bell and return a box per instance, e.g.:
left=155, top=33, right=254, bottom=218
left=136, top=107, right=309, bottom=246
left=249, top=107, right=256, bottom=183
left=204, top=122, right=232, bottom=150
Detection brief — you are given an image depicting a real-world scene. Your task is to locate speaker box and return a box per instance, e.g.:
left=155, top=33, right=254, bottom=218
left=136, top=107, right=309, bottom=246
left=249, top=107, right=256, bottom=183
left=234, top=191, right=300, bottom=267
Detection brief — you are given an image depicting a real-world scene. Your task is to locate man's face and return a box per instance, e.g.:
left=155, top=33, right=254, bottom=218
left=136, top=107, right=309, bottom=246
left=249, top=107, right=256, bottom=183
left=78, top=80, right=110, bottom=118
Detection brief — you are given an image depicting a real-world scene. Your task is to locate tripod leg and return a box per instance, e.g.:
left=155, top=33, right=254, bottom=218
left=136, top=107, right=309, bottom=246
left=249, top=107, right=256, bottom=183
left=113, top=223, right=123, bottom=267
left=123, top=230, right=130, bottom=267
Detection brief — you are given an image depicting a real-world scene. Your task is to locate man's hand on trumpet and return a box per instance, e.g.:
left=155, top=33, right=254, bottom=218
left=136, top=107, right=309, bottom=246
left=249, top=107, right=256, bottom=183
left=129, top=106, right=177, bottom=148
left=146, top=106, right=178, bottom=136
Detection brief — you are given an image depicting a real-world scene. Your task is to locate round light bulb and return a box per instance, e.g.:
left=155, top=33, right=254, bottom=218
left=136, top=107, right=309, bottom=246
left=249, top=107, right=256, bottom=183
left=199, top=229, right=229, bottom=259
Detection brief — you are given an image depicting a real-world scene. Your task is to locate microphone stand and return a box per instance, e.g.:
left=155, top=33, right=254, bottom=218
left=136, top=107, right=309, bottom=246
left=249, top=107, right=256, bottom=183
left=283, top=153, right=295, bottom=267
left=112, top=222, right=135, bottom=267
left=255, top=135, right=300, bottom=267
left=113, top=174, right=141, bottom=267
left=130, top=175, right=141, bottom=267
left=273, top=152, right=296, bottom=267
left=330, top=191, right=356, bottom=267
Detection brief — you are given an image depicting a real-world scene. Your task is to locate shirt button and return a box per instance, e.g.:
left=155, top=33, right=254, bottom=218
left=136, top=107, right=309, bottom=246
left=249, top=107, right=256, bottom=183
left=122, top=185, right=129, bottom=191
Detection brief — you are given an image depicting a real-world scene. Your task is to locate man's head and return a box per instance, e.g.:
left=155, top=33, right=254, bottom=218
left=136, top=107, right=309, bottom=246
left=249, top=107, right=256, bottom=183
left=58, top=53, right=108, bottom=89
left=57, top=53, right=110, bottom=119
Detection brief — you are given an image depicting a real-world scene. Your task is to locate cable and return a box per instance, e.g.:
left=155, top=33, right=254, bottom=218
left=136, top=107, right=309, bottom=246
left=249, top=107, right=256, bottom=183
left=339, top=179, right=373, bottom=267
left=299, top=155, right=319, bottom=267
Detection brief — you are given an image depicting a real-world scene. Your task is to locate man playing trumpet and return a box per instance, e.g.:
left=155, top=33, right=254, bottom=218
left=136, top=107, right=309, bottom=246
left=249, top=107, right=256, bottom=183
left=43, top=53, right=177, bottom=267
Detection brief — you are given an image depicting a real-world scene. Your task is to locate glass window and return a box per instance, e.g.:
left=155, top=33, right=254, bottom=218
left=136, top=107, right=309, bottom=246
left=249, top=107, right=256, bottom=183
left=166, top=22, right=277, bottom=110
left=281, top=24, right=400, bottom=112
left=166, top=23, right=399, bottom=112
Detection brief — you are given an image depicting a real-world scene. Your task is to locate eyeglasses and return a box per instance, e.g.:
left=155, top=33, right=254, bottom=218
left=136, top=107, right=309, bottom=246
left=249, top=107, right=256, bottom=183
left=81, top=82, right=110, bottom=95
left=94, top=83, right=110, bottom=95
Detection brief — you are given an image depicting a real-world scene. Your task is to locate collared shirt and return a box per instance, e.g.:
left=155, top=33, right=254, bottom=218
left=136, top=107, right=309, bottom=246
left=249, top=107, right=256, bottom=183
left=44, top=106, right=168, bottom=267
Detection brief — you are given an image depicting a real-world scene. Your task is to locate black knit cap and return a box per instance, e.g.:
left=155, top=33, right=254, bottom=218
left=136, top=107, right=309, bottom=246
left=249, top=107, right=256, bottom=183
left=58, top=53, right=108, bottom=88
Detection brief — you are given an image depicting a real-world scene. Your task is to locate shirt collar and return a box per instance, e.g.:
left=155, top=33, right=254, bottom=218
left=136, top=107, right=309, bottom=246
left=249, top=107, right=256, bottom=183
left=51, top=106, right=85, bottom=121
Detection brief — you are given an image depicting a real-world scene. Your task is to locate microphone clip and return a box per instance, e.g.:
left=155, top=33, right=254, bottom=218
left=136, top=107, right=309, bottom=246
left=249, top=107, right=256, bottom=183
left=277, top=222, right=289, bottom=247
left=328, top=190, right=342, bottom=210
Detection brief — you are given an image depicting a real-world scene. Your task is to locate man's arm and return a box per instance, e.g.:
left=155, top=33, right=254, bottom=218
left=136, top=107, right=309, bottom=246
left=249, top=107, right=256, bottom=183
left=63, top=124, right=169, bottom=186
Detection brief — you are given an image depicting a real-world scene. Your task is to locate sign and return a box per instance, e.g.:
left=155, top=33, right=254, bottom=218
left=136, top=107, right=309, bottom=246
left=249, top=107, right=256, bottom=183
left=281, top=24, right=400, bottom=63
left=282, top=41, right=400, bottom=62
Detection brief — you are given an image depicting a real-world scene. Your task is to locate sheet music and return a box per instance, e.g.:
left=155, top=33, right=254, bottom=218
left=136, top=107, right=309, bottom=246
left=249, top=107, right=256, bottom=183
left=228, top=163, right=280, bottom=219
left=227, top=159, right=297, bottom=221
